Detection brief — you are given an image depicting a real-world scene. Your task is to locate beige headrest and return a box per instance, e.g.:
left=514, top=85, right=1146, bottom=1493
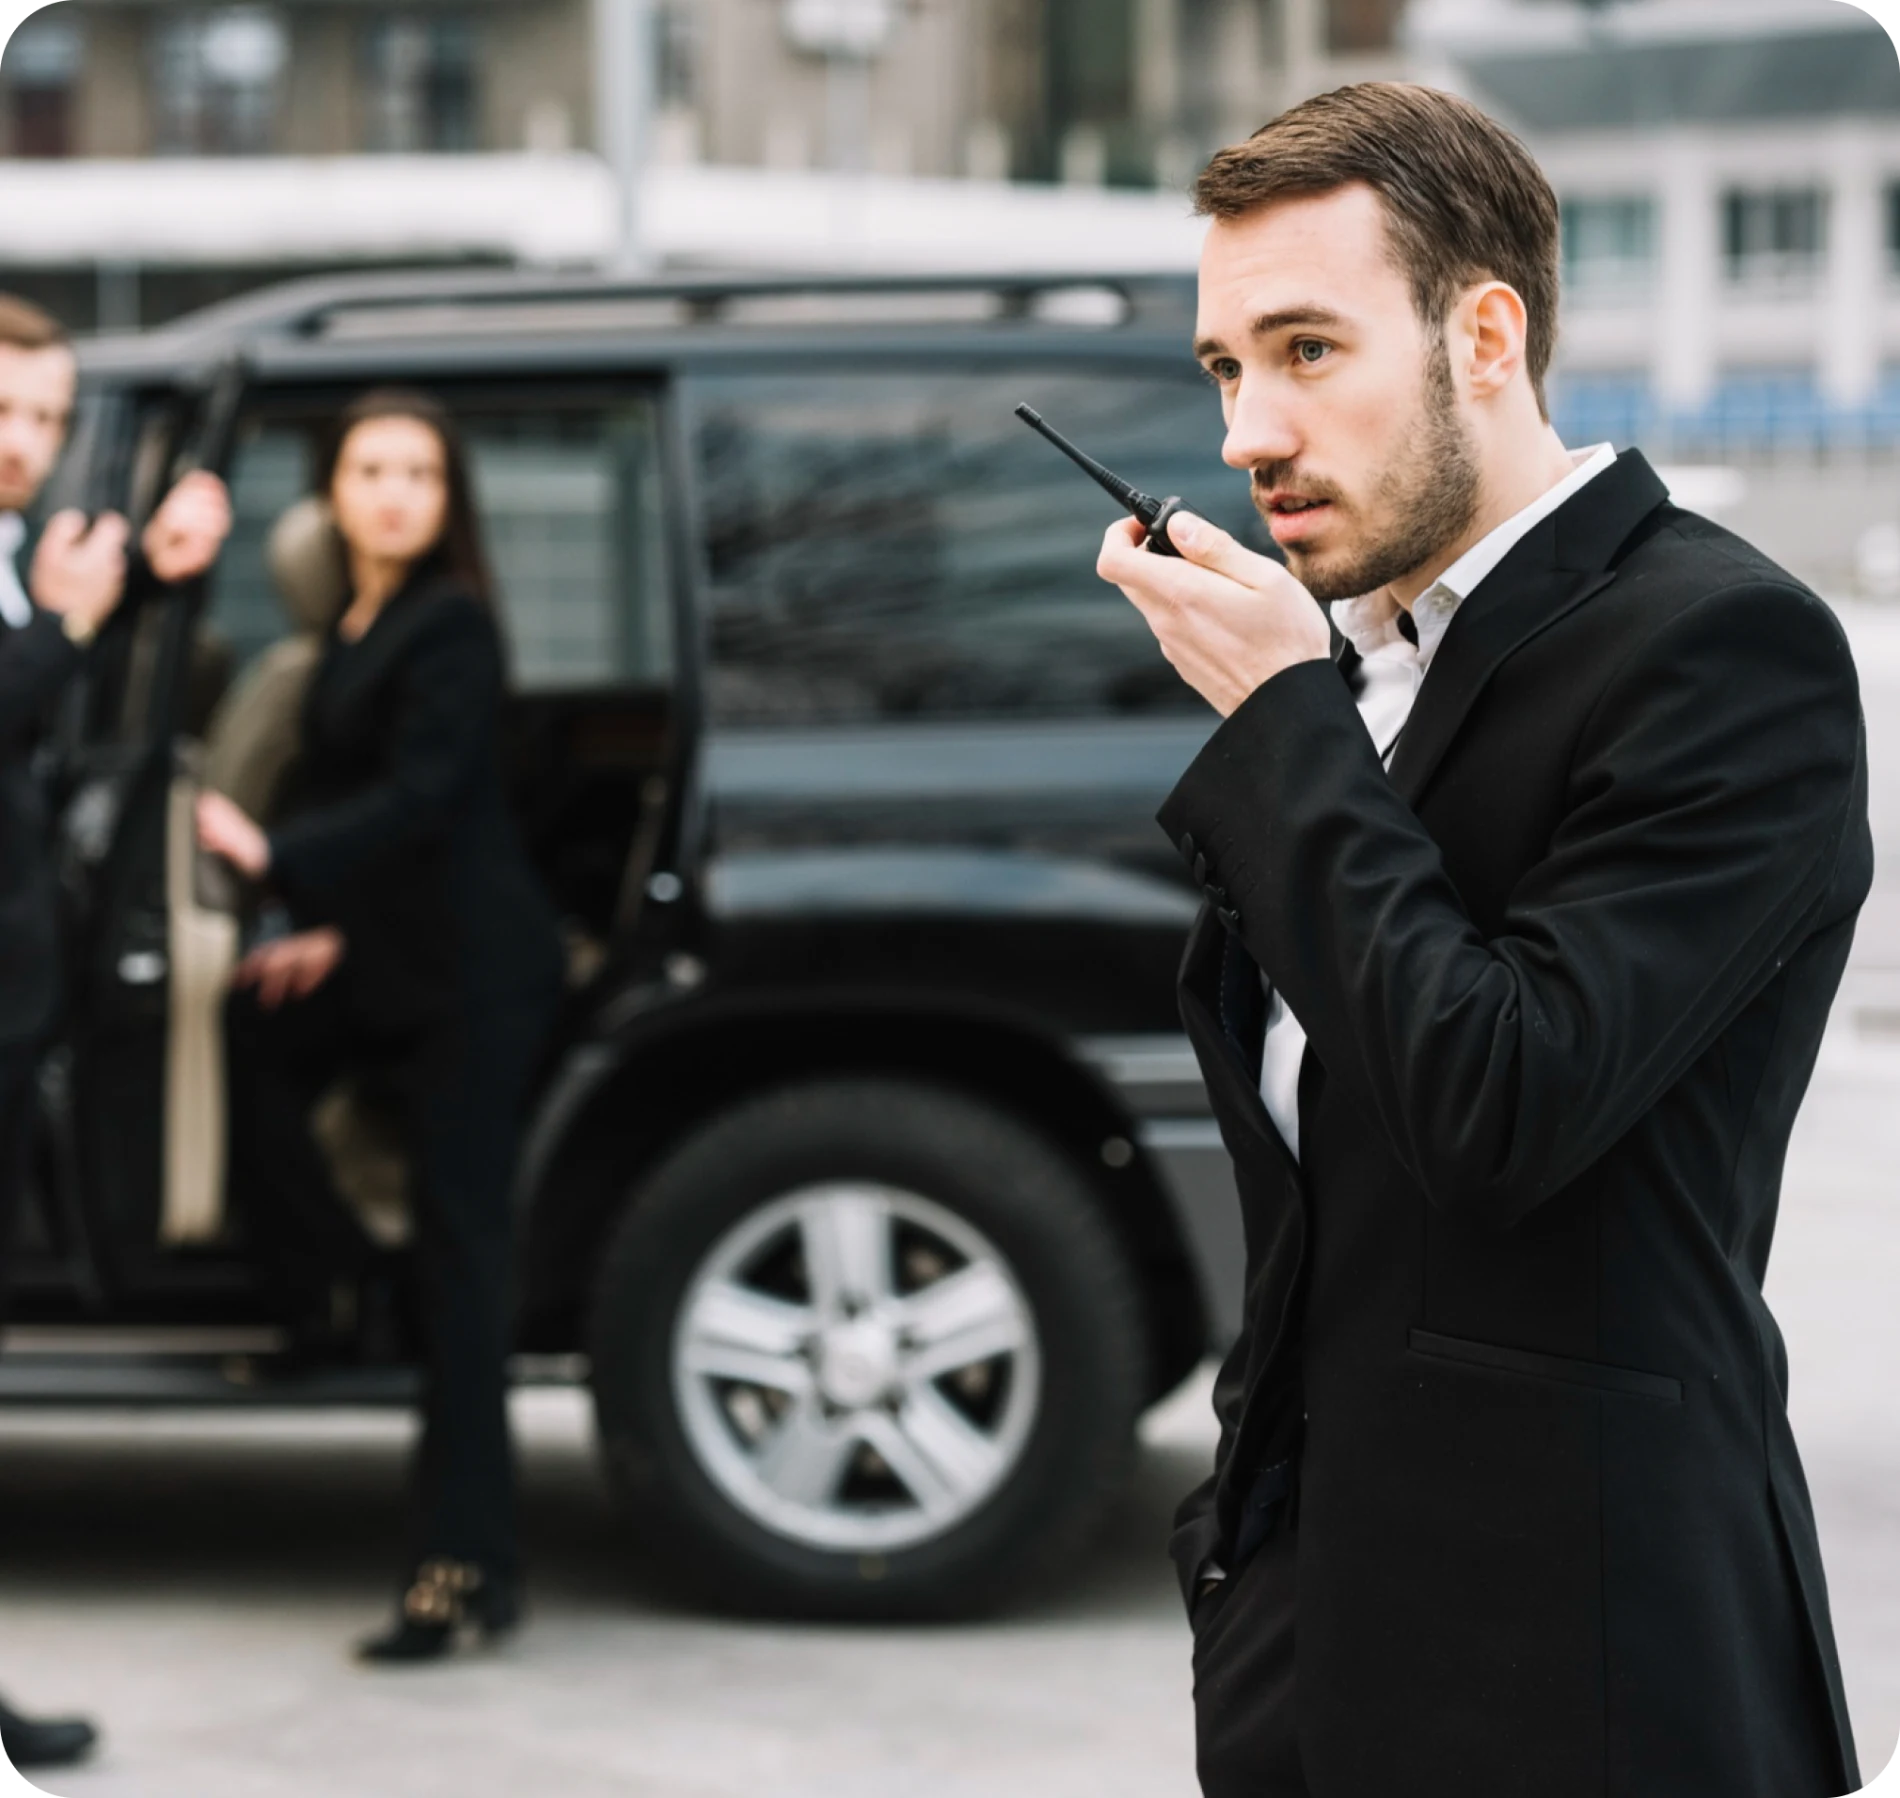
left=266, top=495, right=349, bottom=635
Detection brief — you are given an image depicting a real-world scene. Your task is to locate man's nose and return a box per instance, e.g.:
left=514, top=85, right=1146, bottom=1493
left=1221, top=384, right=1301, bottom=473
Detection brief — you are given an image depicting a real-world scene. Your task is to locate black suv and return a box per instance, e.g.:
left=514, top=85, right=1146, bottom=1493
left=16, top=270, right=1262, bottom=1618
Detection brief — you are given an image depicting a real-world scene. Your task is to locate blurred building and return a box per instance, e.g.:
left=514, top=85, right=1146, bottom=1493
left=0, top=0, right=1398, bottom=330
left=1413, top=0, right=1900, bottom=590
left=655, top=0, right=1401, bottom=184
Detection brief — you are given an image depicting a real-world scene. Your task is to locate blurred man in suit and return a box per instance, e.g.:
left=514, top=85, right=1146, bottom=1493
left=1098, top=86, right=1866, bottom=1798
left=0, top=292, right=230, bottom=1769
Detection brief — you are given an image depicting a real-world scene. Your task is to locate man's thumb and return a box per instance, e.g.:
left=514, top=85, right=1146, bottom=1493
left=1166, top=510, right=1266, bottom=582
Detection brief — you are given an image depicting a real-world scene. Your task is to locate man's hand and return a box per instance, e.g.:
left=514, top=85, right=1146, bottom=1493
left=29, top=509, right=130, bottom=635
left=234, top=927, right=344, bottom=1011
left=196, top=789, right=272, bottom=880
left=1096, top=512, right=1331, bottom=716
left=142, top=470, right=233, bottom=585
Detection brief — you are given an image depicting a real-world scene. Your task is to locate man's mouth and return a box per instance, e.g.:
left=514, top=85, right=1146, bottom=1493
left=1259, top=491, right=1334, bottom=544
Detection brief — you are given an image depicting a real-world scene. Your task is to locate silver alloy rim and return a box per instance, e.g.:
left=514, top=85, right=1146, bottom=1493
left=671, top=1183, right=1043, bottom=1553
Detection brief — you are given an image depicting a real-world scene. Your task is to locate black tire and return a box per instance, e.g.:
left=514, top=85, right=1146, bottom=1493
left=588, top=1077, right=1148, bottom=1620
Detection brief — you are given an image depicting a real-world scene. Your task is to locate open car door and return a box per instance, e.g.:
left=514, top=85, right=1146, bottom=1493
left=56, top=361, right=247, bottom=1296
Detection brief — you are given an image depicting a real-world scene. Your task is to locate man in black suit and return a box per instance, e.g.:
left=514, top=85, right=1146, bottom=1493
left=0, top=292, right=230, bottom=1769
left=1097, top=85, right=1868, bottom=1798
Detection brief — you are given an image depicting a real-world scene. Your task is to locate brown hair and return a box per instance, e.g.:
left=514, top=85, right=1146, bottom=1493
left=1193, top=83, right=1561, bottom=415
left=317, top=387, right=495, bottom=608
left=0, top=292, right=69, bottom=354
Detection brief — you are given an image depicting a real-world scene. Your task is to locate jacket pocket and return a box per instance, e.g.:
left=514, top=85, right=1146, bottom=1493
left=1408, top=1327, right=1682, bottom=1404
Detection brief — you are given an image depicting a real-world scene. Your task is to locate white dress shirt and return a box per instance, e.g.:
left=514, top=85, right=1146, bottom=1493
left=1257, top=443, right=1618, bottom=1159
left=0, top=513, right=35, bottom=630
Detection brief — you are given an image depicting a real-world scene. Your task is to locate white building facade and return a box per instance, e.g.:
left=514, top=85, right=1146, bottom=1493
left=1414, top=0, right=1900, bottom=458
left=1405, top=0, right=1900, bottom=592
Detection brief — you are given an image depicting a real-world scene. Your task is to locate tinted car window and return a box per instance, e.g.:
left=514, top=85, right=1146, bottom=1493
left=209, top=398, right=671, bottom=691
left=692, top=369, right=1264, bottom=725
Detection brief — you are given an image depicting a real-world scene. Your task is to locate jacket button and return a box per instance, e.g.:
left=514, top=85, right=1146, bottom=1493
left=1206, top=883, right=1227, bottom=905
left=1217, top=906, right=1241, bottom=930
left=1192, top=853, right=1208, bottom=884
left=1178, top=831, right=1197, bottom=861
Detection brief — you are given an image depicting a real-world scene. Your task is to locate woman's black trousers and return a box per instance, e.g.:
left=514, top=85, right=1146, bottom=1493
left=227, top=976, right=548, bottom=1585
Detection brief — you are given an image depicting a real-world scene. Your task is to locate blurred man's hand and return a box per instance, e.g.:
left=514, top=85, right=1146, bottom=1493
left=196, top=789, right=272, bottom=879
left=143, top=470, right=233, bottom=585
left=234, top=927, right=344, bottom=1010
left=1097, top=512, right=1331, bottom=717
left=30, top=509, right=130, bottom=635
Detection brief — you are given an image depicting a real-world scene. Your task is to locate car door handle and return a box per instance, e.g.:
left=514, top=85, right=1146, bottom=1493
left=117, top=950, right=169, bottom=986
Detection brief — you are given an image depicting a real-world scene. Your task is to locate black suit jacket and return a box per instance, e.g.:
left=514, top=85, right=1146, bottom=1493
left=269, top=570, right=561, bottom=1043
left=1158, top=451, right=1868, bottom=1798
left=0, top=537, right=83, bottom=1048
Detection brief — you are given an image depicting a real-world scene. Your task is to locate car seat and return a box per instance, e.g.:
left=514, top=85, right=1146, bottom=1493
left=164, top=497, right=415, bottom=1251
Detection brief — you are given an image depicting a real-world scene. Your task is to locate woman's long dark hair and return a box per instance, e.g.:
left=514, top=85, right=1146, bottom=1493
left=317, top=387, right=496, bottom=608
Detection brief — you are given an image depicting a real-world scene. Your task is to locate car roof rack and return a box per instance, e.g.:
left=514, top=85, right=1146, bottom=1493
left=97, top=266, right=1196, bottom=365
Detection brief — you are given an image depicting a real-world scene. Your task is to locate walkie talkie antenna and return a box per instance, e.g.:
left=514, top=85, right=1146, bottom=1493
left=1014, top=402, right=1187, bottom=557
left=1015, top=404, right=1147, bottom=512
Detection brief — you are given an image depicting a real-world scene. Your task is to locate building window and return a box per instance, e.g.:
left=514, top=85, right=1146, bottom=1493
left=363, top=17, right=478, bottom=152
left=152, top=8, right=288, bottom=155
left=4, top=12, right=83, bottom=159
left=658, top=1, right=696, bottom=108
left=1722, top=188, right=1826, bottom=290
left=1548, top=370, right=1654, bottom=451
left=1327, top=0, right=1404, bottom=55
left=1886, top=183, right=1900, bottom=277
left=1697, top=366, right=1825, bottom=456
left=1045, top=0, right=1134, bottom=182
left=1561, top=197, right=1656, bottom=304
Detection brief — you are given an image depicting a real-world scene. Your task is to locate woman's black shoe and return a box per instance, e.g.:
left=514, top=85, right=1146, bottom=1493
left=355, top=1559, right=519, bottom=1664
left=0, top=1695, right=98, bottom=1768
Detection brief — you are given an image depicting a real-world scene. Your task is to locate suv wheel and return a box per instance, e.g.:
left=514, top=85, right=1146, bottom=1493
left=588, top=1077, right=1147, bottom=1618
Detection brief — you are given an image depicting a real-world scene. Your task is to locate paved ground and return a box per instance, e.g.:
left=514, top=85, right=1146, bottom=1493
left=2, top=606, right=1899, bottom=1797
left=0, top=1385, right=1211, bottom=1798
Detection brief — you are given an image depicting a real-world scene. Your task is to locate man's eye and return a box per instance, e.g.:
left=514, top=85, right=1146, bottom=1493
left=1294, top=340, right=1330, bottom=366
left=1205, top=358, right=1242, bottom=384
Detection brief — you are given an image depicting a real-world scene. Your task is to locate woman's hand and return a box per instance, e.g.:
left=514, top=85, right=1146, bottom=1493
left=143, top=471, right=234, bottom=585
left=196, top=790, right=272, bottom=879
left=234, top=927, right=345, bottom=1010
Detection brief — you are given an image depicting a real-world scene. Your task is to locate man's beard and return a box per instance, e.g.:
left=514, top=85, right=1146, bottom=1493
left=1253, top=336, right=1482, bottom=605
left=0, top=464, right=37, bottom=514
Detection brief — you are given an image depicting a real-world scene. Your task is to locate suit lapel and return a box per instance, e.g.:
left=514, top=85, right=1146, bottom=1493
left=1386, top=562, right=1615, bottom=805
left=1385, top=450, right=1670, bottom=808
left=1331, top=615, right=1363, bottom=697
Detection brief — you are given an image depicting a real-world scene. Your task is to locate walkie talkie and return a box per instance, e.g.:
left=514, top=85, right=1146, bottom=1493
left=1015, top=403, right=1190, bottom=556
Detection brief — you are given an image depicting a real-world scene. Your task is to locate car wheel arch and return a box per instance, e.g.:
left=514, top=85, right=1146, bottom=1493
left=515, top=1001, right=1209, bottom=1396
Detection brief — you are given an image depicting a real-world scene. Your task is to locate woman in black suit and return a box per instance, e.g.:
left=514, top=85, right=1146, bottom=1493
left=198, top=390, right=563, bottom=1662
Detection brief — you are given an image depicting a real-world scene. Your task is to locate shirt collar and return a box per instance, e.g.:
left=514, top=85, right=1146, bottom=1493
left=1332, top=443, right=1617, bottom=673
left=0, top=514, right=31, bottom=630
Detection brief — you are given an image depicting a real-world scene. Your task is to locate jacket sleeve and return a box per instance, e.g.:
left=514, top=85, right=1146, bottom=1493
left=268, top=602, right=500, bottom=901
left=1158, top=579, right=1867, bottom=1229
left=0, top=610, right=82, bottom=748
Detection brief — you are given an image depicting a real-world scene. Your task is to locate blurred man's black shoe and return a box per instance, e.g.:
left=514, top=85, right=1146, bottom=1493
left=0, top=1695, right=98, bottom=1768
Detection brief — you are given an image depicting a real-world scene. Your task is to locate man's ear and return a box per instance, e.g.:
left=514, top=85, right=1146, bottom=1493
left=1461, top=282, right=1530, bottom=403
